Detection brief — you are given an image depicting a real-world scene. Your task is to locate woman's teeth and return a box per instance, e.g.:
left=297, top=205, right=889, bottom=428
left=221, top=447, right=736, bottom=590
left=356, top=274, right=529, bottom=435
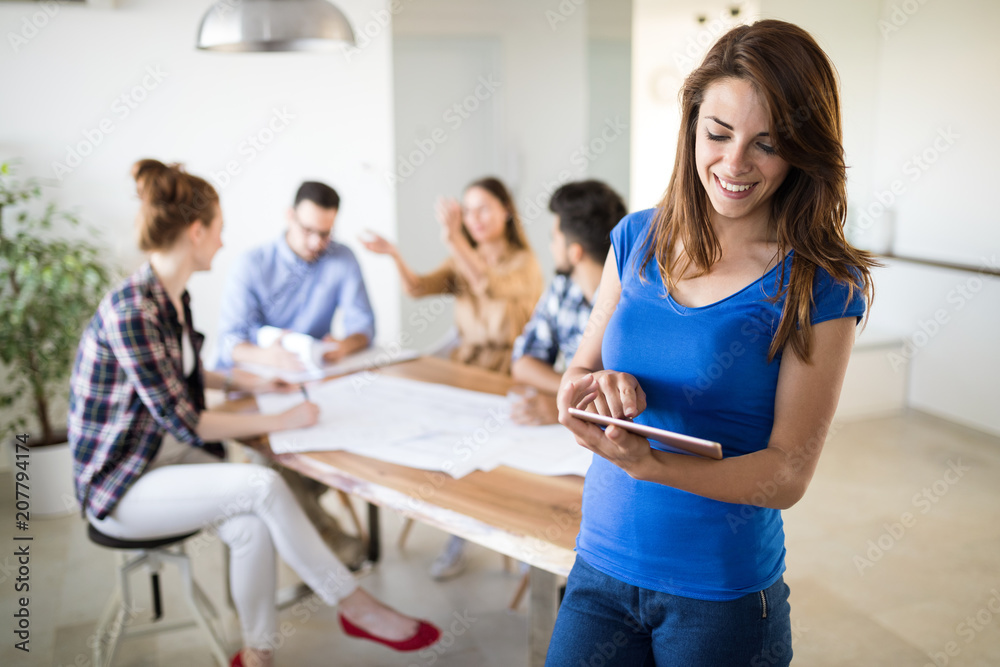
left=718, top=177, right=755, bottom=193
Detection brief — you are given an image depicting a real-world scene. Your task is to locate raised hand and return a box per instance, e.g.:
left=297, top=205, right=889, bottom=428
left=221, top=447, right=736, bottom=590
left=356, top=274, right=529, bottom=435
left=359, top=230, right=397, bottom=256
left=434, top=196, right=463, bottom=243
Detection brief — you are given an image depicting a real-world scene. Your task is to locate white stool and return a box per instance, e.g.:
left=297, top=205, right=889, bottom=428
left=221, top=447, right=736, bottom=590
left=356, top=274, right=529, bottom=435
left=88, top=524, right=232, bottom=666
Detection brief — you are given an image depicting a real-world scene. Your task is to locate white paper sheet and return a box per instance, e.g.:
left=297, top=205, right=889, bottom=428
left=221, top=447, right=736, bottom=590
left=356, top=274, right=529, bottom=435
left=488, top=426, right=594, bottom=477
left=238, top=344, right=420, bottom=384
left=255, top=375, right=591, bottom=478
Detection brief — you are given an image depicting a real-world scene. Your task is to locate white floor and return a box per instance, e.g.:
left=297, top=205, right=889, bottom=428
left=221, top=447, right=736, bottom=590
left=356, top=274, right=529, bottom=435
left=2, top=409, right=999, bottom=666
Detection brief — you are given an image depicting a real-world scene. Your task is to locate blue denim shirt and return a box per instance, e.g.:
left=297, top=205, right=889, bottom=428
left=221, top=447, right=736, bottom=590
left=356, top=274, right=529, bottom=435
left=213, top=235, right=375, bottom=368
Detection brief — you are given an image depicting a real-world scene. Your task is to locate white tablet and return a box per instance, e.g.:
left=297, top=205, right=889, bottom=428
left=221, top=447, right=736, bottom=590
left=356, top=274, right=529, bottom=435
left=567, top=407, right=723, bottom=460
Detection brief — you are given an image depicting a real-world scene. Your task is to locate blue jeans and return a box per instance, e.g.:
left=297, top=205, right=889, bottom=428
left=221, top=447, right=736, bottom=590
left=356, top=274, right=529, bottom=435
left=546, top=557, right=792, bottom=667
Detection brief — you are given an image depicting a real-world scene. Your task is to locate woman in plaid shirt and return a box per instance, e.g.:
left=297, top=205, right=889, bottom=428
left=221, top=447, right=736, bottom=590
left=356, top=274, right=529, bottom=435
left=68, top=159, right=440, bottom=667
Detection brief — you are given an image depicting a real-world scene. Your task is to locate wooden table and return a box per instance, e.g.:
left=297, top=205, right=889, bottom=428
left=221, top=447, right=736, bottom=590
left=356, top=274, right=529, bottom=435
left=230, top=357, right=584, bottom=665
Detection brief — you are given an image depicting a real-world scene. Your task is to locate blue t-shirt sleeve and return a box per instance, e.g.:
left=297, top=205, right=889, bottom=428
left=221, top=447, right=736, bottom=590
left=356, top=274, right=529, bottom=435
left=811, top=266, right=867, bottom=325
left=610, top=209, right=655, bottom=282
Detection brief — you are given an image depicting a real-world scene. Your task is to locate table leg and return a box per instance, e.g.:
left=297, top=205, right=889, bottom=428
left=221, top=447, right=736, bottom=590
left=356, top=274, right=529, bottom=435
left=529, top=566, right=559, bottom=667
left=366, top=502, right=381, bottom=563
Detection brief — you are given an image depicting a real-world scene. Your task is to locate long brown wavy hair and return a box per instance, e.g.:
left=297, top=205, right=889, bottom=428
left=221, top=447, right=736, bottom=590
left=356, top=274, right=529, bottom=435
left=642, top=20, right=878, bottom=363
left=463, top=176, right=531, bottom=251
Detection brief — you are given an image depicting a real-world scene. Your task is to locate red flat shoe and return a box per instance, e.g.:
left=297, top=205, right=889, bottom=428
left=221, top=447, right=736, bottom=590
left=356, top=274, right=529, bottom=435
left=230, top=652, right=243, bottom=667
left=339, top=614, right=441, bottom=652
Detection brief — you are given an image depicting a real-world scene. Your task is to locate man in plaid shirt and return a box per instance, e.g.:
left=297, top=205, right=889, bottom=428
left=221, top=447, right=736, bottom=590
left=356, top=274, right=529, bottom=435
left=509, top=180, right=627, bottom=425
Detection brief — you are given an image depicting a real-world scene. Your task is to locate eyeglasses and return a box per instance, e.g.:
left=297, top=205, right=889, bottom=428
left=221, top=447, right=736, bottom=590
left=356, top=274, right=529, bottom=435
left=291, top=215, right=332, bottom=241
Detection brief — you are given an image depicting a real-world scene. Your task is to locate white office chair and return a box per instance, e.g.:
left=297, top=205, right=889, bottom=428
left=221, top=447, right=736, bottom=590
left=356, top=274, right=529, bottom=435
left=88, top=524, right=232, bottom=667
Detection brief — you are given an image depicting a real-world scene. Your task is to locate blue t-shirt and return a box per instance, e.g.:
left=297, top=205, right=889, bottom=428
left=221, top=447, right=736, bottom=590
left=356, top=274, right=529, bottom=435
left=576, top=208, right=866, bottom=600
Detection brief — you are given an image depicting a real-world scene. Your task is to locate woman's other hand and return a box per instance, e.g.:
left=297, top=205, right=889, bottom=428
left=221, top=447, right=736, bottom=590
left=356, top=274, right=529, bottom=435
left=509, top=386, right=560, bottom=426
left=231, top=368, right=300, bottom=395
left=557, top=372, right=654, bottom=477
left=262, top=332, right=307, bottom=372
left=279, top=401, right=320, bottom=431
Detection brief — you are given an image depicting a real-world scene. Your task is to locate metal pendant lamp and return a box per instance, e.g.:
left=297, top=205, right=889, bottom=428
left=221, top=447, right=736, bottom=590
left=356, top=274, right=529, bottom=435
left=196, top=0, right=357, bottom=52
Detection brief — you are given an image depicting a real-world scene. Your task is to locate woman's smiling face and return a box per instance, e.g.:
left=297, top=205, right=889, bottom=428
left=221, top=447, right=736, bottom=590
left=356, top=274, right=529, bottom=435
left=695, top=77, right=791, bottom=226
left=462, top=186, right=509, bottom=245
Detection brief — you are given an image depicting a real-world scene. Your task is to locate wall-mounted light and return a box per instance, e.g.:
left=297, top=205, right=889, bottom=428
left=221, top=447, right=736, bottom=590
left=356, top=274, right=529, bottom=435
left=196, top=0, right=357, bottom=52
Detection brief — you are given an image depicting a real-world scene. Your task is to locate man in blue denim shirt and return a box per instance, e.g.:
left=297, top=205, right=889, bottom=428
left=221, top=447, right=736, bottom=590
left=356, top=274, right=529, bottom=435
left=213, top=181, right=374, bottom=570
left=214, top=181, right=375, bottom=372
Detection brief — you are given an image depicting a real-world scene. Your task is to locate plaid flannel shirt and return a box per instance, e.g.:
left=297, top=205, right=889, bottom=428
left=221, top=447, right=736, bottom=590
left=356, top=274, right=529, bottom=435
left=68, top=263, right=222, bottom=520
left=511, top=274, right=594, bottom=372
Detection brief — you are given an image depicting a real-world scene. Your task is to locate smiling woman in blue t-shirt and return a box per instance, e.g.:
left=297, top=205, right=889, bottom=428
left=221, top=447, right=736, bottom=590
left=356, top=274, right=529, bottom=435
left=549, top=20, right=878, bottom=667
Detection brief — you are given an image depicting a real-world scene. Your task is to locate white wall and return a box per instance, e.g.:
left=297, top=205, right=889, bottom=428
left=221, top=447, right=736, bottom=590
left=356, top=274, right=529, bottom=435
left=587, top=0, right=633, bottom=207
left=393, top=0, right=590, bottom=273
left=0, top=0, right=399, bottom=441
left=862, top=0, right=1000, bottom=435
left=392, top=34, right=504, bottom=349
left=587, top=35, right=632, bottom=207
left=867, top=0, right=998, bottom=265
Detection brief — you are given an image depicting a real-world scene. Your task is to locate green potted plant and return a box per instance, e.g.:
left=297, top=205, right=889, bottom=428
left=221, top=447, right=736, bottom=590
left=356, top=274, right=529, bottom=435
left=0, top=161, right=114, bottom=515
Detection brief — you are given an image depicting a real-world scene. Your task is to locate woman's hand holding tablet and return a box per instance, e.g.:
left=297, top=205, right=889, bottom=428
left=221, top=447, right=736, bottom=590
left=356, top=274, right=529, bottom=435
left=566, top=408, right=723, bottom=460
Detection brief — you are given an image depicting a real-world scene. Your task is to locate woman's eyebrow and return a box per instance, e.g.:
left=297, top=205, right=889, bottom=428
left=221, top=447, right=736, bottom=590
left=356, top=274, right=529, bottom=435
left=706, top=115, right=770, bottom=137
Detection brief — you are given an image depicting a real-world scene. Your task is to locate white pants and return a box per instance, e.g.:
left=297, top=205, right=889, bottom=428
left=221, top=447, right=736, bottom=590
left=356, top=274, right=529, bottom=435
left=89, top=443, right=357, bottom=650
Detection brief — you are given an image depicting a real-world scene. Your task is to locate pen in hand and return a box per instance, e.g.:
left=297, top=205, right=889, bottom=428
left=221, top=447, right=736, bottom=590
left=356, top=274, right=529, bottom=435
left=301, top=385, right=310, bottom=402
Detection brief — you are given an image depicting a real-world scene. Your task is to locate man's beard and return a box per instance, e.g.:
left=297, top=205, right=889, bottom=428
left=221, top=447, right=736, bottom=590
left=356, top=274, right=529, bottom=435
left=554, top=262, right=573, bottom=278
